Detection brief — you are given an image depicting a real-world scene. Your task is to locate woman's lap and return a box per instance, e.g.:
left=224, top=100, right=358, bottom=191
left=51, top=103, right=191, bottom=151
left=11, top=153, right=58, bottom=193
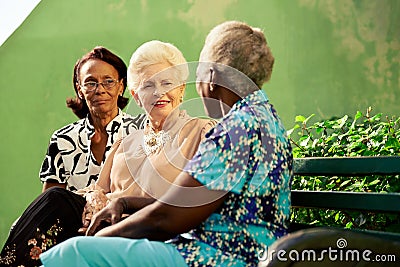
left=40, top=236, right=188, bottom=267
left=0, top=187, right=86, bottom=266
left=6, top=187, right=85, bottom=244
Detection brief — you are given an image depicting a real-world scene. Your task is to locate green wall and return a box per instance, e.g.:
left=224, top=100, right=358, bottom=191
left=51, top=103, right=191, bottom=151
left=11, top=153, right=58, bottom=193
left=1, top=0, right=399, bottom=246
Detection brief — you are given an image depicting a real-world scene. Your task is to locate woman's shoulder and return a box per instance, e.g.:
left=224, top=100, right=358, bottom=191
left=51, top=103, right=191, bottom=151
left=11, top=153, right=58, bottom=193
left=185, top=116, right=217, bottom=130
left=51, top=118, right=87, bottom=137
left=179, top=117, right=218, bottom=140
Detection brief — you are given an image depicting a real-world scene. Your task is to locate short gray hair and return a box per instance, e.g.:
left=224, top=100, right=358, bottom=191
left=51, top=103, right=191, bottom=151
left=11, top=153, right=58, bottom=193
left=128, top=40, right=189, bottom=91
left=200, top=21, right=274, bottom=89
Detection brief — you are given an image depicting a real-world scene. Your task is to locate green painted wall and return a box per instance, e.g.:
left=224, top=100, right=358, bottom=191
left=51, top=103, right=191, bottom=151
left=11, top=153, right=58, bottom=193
left=1, top=0, right=399, bottom=246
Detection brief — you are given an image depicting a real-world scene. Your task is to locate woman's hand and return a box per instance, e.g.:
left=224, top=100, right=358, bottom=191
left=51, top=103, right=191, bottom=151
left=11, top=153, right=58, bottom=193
left=78, top=201, right=96, bottom=234
left=87, top=173, right=228, bottom=241
left=86, top=198, right=126, bottom=236
left=78, top=189, right=109, bottom=234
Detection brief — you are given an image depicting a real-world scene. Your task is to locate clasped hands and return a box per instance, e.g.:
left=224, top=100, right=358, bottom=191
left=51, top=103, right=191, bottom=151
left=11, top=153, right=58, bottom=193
left=78, top=190, right=126, bottom=236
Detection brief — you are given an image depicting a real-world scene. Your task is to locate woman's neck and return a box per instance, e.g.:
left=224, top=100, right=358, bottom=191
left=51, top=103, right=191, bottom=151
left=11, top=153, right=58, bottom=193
left=90, top=109, right=119, bottom=131
left=148, top=118, right=164, bottom=133
left=146, top=108, right=182, bottom=133
left=89, top=109, right=119, bottom=164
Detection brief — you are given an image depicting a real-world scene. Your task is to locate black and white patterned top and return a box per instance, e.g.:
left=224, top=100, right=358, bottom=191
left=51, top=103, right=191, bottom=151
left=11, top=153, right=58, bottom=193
left=39, top=110, right=146, bottom=191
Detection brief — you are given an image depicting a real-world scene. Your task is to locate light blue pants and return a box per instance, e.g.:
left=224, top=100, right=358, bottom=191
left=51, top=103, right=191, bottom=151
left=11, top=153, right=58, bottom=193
left=40, top=236, right=188, bottom=267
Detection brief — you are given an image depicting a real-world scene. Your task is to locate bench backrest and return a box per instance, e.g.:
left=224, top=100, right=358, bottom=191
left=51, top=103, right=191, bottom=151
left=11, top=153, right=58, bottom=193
left=291, top=156, right=400, bottom=213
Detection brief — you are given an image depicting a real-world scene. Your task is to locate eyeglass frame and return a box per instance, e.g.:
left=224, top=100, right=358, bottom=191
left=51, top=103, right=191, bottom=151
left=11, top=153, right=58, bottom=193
left=79, top=78, right=121, bottom=92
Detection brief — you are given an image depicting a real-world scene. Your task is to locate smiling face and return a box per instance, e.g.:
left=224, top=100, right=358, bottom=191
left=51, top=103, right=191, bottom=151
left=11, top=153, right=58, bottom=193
left=134, top=62, right=185, bottom=129
left=77, top=59, right=124, bottom=119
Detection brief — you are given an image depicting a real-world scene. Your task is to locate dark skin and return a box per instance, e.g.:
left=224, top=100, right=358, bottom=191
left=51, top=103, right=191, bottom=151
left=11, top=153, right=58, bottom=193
left=78, top=195, right=157, bottom=234
left=86, top=173, right=228, bottom=239
left=42, top=59, right=123, bottom=192
left=88, top=118, right=109, bottom=164
left=85, top=69, right=243, bottom=239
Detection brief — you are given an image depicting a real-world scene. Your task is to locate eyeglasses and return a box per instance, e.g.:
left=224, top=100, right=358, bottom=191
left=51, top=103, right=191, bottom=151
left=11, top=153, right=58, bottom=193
left=80, top=79, right=119, bottom=92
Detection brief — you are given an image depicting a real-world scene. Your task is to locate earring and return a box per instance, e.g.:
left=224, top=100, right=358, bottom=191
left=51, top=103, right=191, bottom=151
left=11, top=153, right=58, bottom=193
left=180, top=96, right=183, bottom=103
left=209, top=68, right=214, bottom=92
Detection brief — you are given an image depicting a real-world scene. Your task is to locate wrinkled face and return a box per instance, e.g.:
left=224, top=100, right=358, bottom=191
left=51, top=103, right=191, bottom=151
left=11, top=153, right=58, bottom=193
left=78, top=59, right=123, bottom=116
left=134, top=62, right=185, bottom=125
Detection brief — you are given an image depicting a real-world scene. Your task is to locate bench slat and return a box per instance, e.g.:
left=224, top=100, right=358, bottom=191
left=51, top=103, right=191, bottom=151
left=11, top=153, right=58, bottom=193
left=291, top=190, right=400, bottom=213
left=294, top=156, right=400, bottom=176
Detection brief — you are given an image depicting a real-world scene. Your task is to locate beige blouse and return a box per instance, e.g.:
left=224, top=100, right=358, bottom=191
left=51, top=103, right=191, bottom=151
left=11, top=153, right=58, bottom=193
left=93, top=108, right=216, bottom=201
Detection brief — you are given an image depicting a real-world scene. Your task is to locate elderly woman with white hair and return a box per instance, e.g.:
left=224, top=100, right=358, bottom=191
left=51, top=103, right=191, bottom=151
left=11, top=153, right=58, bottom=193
left=40, top=21, right=293, bottom=267
left=0, top=40, right=215, bottom=267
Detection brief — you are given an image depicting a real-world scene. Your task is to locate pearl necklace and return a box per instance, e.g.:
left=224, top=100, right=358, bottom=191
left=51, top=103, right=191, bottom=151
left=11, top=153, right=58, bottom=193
left=143, top=126, right=171, bottom=156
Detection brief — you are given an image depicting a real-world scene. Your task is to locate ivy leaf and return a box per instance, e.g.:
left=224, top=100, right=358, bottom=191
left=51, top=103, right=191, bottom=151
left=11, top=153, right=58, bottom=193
left=295, top=114, right=315, bottom=124
left=335, top=212, right=340, bottom=222
left=299, top=136, right=310, bottom=147
left=368, top=179, right=380, bottom=186
left=295, top=115, right=306, bottom=123
left=355, top=111, right=363, bottom=120
left=385, top=137, right=400, bottom=148
left=345, top=222, right=353, bottom=229
left=333, top=115, right=348, bottom=129
left=340, top=180, right=352, bottom=188
left=315, top=127, right=324, bottom=134
left=290, top=107, right=400, bottom=233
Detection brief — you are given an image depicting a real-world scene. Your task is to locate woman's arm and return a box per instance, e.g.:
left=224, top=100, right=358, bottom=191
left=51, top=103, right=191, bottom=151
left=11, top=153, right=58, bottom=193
left=80, top=195, right=157, bottom=233
left=119, top=195, right=157, bottom=213
left=87, top=171, right=228, bottom=240
left=40, top=132, right=68, bottom=192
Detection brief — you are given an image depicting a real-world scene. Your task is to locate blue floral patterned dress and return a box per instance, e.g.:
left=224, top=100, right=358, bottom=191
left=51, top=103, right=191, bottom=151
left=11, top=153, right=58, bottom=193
left=172, top=89, right=293, bottom=266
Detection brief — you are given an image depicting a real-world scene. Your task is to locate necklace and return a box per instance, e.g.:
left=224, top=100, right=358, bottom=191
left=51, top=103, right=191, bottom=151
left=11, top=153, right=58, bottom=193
left=143, top=127, right=171, bottom=156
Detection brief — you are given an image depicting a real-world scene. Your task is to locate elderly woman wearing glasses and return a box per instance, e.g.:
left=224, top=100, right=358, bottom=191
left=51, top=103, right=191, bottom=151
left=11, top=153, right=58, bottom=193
left=40, top=46, right=146, bottom=192
left=0, top=41, right=215, bottom=267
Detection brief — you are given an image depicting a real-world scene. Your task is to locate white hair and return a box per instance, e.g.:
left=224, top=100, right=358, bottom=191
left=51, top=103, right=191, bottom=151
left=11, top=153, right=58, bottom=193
left=127, top=40, right=189, bottom=91
left=200, top=20, right=274, bottom=91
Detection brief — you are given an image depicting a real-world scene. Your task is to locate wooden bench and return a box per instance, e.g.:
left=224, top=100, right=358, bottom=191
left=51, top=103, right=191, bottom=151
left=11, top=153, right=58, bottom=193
left=291, top=156, right=400, bottom=216
left=261, top=156, right=400, bottom=266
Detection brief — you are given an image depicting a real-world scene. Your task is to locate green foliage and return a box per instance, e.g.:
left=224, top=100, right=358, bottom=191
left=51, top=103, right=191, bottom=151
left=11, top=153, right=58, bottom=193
left=288, top=107, right=400, bottom=232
